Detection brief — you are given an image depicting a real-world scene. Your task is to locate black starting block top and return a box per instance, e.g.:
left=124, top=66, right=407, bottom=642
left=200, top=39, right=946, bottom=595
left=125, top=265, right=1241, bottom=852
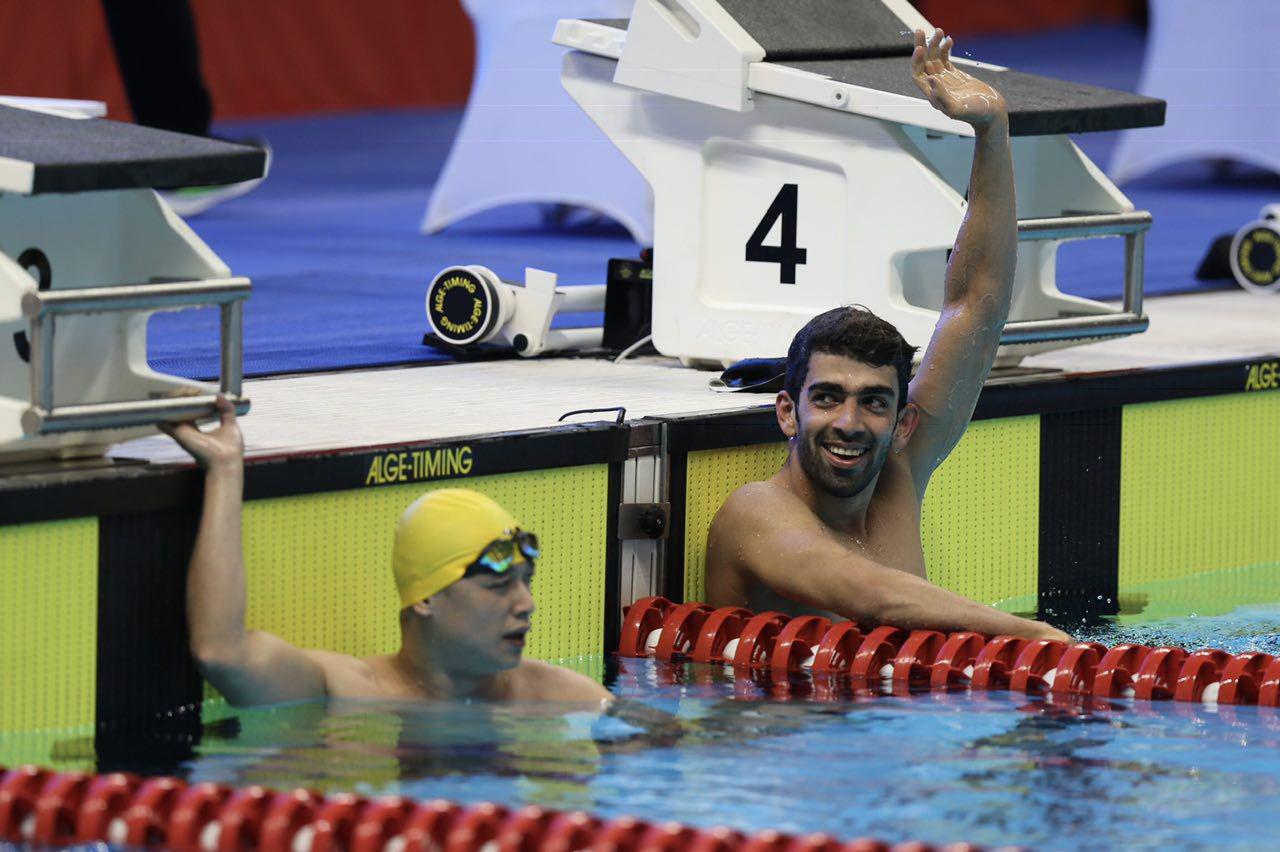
left=597, top=0, right=913, bottom=61
left=785, top=56, right=1165, bottom=136
left=588, top=11, right=1165, bottom=136
left=0, top=105, right=266, bottom=195
left=719, top=0, right=916, bottom=60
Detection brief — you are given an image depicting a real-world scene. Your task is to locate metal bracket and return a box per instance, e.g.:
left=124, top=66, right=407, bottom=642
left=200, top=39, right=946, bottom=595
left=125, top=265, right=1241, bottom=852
left=618, top=502, right=671, bottom=540
left=20, top=276, right=251, bottom=435
left=1001, top=211, right=1152, bottom=345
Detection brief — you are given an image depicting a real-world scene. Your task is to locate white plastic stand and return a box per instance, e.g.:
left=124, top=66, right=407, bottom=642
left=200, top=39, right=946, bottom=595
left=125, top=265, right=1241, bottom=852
left=422, top=0, right=654, bottom=246
left=0, top=189, right=248, bottom=461
left=0, top=96, right=106, bottom=119
left=555, top=3, right=1153, bottom=366
left=1109, top=0, right=1280, bottom=183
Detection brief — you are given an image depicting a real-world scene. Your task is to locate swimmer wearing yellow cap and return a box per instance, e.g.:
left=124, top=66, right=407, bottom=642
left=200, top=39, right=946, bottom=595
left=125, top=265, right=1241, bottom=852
left=166, top=396, right=612, bottom=707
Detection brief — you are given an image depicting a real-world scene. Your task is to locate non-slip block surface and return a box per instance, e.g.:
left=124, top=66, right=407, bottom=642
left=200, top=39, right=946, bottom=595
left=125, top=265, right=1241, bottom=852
left=580, top=17, right=1163, bottom=135
left=0, top=105, right=266, bottom=194
left=786, top=55, right=1165, bottom=135
left=719, top=0, right=914, bottom=61
left=593, top=0, right=913, bottom=60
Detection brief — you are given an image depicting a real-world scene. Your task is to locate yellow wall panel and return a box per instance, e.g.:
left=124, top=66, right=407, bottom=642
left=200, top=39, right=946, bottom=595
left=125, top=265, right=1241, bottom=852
left=0, top=730, right=96, bottom=773
left=1120, top=393, right=1280, bottom=588
left=921, top=416, right=1039, bottom=607
left=0, top=518, right=98, bottom=733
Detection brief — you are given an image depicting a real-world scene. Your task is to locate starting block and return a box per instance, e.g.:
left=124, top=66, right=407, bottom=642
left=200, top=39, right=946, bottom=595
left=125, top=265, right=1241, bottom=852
left=0, top=104, right=266, bottom=460
left=554, top=0, right=1166, bottom=365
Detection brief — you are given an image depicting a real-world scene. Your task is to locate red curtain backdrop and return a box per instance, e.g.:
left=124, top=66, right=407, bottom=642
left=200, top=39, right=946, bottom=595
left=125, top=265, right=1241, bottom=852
left=914, top=0, right=1143, bottom=34
left=0, top=1, right=1138, bottom=123
left=0, top=0, right=475, bottom=121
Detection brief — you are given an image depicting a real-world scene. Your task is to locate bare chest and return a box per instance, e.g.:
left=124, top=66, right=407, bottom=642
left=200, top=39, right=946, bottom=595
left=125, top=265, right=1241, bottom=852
left=850, top=496, right=926, bottom=577
left=321, top=654, right=426, bottom=701
left=840, top=462, right=927, bottom=576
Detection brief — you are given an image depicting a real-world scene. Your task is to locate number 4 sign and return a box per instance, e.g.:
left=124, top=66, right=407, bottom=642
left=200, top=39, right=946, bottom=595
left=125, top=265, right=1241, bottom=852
left=746, top=184, right=808, bottom=285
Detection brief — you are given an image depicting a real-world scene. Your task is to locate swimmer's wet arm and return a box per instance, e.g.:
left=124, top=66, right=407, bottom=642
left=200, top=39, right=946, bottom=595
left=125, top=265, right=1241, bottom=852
left=168, top=396, right=330, bottom=706
left=601, top=698, right=686, bottom=752
left=903, top=30, right=1017, bottom=487
left=717, top=491, right=1068, bottom=642
left=766, top=534, right=1063, bottom=641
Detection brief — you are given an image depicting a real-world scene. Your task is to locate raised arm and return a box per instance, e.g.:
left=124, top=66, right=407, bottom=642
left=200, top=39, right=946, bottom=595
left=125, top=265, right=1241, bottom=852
left=903, top=29, right=1018, bottom=488
left=709, top=485, right=1067, bottom=641
left=167, top=395, right=330, bottom=705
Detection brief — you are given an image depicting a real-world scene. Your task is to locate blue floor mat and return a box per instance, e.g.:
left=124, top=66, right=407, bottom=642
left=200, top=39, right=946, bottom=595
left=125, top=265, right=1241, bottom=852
left=151, top=24, right=1270, bottom=380
left=150, top=111, right=637, bottom=379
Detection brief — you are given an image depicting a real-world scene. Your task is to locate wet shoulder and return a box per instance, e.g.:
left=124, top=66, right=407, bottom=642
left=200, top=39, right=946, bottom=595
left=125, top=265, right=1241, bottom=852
left=715, top=479, right=800, bottom=528
left=707, top=481, right=805, bottom=607
left=511, top=659, right=611, bottom=704
left=309, top=649, right=381, bottom=698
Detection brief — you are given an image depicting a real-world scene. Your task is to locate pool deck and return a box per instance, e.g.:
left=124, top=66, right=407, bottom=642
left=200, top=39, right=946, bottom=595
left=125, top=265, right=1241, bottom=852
left=111, top=287, right=1280, bottom=464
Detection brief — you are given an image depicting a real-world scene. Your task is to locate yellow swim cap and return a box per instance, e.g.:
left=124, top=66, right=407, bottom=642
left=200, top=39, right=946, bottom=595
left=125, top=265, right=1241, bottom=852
left=392, top=489, right=521, bottom=607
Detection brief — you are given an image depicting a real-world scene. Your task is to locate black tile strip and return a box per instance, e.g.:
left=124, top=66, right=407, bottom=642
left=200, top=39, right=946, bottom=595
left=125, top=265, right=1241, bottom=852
left=603, top=460, right=623, bottom=655
left=975, top=357, right=1280, bottom=421
left=1038, top=408, right=1122, bottom=623
left=662, top=452, right=689, bottom=603
left=96, top=506, right=205, bottom=759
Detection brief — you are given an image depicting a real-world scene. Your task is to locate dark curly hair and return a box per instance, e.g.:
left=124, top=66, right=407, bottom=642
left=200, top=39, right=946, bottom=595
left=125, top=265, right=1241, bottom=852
left=784, top=306, right=918, bottom=410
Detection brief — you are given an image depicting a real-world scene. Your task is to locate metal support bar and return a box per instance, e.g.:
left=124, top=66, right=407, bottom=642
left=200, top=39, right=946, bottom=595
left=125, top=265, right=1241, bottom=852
left=1001, top=212, right=1152, bottom=346
left=20, top=276, right=251, bottom=437
left=23, top=395, right=250, bottom=436
left=998, top=313, right=1148, bottom=345
left=21, top=277, right=250, bottom=318
left=221, top=300, right=244, bottom=398
left=31, top=313, right=54, bottom=416
left=1014, top=211, right=1152, bottom=240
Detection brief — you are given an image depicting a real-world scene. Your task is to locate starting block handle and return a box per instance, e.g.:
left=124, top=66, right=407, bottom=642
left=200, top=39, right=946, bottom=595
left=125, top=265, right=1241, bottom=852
left=21, top=276, right=251, bottom=436
left=21, top=277, right=251, bottom=317
left=23, top=394, right=250, bottom=436
left=1001, top=211, right=1151, bottom=345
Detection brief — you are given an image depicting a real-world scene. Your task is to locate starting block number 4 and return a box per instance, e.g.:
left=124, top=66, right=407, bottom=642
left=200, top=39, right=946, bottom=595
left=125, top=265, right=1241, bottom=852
left=746, top=184, right=807, bottom=284
left=700, top=146, right=848, bottom=315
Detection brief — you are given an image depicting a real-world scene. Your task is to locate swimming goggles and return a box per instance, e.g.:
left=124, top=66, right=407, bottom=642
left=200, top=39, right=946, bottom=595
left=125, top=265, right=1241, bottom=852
left=466, top=529, right=540, bottom=576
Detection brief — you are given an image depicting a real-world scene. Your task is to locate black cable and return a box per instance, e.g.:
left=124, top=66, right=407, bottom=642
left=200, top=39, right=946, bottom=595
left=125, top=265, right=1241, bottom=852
left=557, top=406, right=627, bottom=425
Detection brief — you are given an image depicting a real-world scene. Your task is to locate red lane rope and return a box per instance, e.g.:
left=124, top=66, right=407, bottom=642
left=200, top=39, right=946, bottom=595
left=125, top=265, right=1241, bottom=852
left=0, top=765, right=988, bottom=851
left=620, top=596, right=1280, bottom=707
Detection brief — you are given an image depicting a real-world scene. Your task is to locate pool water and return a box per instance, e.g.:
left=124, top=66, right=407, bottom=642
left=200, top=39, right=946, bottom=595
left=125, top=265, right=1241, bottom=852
left=106, top=600, right=1280, bottom=851
left=3, top=585, right=1278, bottom=851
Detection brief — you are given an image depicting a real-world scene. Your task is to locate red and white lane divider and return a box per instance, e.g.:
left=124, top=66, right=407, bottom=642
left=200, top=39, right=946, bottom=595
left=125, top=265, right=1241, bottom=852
left=0, top=765, right=993, bottom=851
left=619, top=597, right=1280, bottom=706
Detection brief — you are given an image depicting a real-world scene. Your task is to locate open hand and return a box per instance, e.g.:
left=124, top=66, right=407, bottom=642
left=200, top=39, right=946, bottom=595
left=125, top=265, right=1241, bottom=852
left=911, top=28, right=1006, bottom=127
left=162, top=393, right=244, bottom=470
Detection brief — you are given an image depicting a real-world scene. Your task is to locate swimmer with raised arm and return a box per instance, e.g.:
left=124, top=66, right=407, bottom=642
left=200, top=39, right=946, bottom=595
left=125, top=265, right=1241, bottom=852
left=705, top=29, right=1069, bottom=643
left=167, top=396, right=612, bottom=706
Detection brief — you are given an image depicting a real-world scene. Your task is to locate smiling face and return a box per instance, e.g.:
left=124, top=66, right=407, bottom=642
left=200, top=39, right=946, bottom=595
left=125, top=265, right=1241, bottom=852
left=430, top=559, right=536, bottom=675
left=782, top=352, right=904, bottom=499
